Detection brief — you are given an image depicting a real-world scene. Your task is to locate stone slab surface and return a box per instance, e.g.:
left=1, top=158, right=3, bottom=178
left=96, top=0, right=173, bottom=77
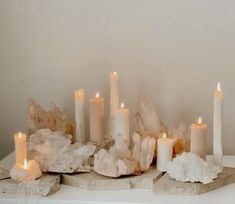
left=153, top=167, right=235, bottom=195
left=62, top=166, right=163, bottom=190
left=0, top=174, right=61, bottom=197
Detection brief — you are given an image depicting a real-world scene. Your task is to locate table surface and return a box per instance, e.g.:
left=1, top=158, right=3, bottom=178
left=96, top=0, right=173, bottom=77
left=1, top=153, right=235, bottom=204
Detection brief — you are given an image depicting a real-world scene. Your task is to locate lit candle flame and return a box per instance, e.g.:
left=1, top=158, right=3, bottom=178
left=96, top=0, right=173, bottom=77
left=95, top=92, right=99, bottom=98
left=113, top=71, right=117, bottom=76
left=163, top=133, right=167, bottom=139
left=217, top=82, right=221, bottom=92
left=78, top=91, right=82, bottom=96
left=198, top=117, right=202, bottom=124
left=120, top=103, right=125, bottom=108
left=23, top=159, right=28, bottom=169
left=19, top=132, right=22, bottom=139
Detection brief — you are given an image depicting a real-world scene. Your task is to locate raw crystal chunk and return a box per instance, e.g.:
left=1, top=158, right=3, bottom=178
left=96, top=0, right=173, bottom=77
left=166, top=152, right=221, bottom=184
left=94, top=132, right=155, bottom=177
left=28, top=129, right=96, bottom=173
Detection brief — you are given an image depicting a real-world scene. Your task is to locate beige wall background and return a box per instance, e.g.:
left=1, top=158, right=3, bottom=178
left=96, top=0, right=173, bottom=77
left=0, top=0, right=235, bottom=159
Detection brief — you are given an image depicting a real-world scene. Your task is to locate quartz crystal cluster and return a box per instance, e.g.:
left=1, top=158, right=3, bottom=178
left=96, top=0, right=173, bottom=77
left=167, top=152, right=221, bottom=184
left=28, top=129, right=96, bottom=173
left=94, top=132, right=155, bottom=177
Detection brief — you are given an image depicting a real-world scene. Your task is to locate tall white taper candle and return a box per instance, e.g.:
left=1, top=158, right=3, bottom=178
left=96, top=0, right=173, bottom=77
left=110, top=71, right=119, bottom=138
left=213, top=82, right=224, bottom=168
left=74, top=88, right=85, bottom=143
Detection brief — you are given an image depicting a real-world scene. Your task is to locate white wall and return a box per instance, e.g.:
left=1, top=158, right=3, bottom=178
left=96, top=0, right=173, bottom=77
left=0, top=0, right=235, bottom=159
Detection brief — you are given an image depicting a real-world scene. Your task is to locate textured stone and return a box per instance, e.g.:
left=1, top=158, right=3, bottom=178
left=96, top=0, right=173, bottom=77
left=0, top=168, right=9, bottom=180
left=62, top=166, right=162, bottom=190
left=153, top=167, right=235, bottom=195
left=0, top=175, right=60, bottom=197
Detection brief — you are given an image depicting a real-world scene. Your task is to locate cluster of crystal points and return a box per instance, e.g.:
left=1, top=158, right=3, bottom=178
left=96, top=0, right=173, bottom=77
left=28, top=129, right=96, bottom=173
left=94, top=132, right=155, bottom=177
left=167, top=152, right=221, bottom=184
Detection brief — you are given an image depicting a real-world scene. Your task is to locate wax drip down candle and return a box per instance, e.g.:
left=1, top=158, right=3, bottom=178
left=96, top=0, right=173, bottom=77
left=190, top=117, right=207, bottom=159
left=213, top=82, right=224, bottom=169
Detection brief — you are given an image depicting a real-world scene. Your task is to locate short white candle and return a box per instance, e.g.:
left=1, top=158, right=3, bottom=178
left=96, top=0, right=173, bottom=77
left=190, top=117, right=207, bottom=159
left=157, top=133, right=173, bottom=172
left=113, top=103, right=130, bottom=145
left=74, top=88, right=85, bottom=143
left=213, top=82, right=224, bottom=168
left=89, top=92, right=105, bottom=143
left=14, top=132, right=27, bottom=166
left=110, top=71, right=119, bottom=138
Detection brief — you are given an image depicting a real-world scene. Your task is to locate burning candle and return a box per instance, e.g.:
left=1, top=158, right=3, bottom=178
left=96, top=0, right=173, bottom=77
left=190, top=117, right=207, bottom=159
left=157, top=133, right=173, bottom=172
left=14, top=132, right=27, bottom=166
left=110, top=71, right=119, bottom=138
left=89, top=92, right=105, bottom=143
left=113, top=103, right=130, bottom=145
left=213, top=82, right=224, bottom=168
left=74, top=88, right=85, bottom=143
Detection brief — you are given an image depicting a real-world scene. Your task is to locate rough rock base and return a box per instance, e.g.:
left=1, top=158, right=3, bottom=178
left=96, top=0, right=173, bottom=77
left=62, top=166, right=162, bottom=190
left=0, top=175, right=61, bottom=197
left=153, top=167, right=235, bottom=195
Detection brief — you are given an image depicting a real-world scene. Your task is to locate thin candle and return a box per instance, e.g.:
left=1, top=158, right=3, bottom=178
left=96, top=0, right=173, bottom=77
left=110, top=71, right=119, bottom=138
left=213, top=82, right=224, bottom=169
left=74, top=88, right=85, bottom=143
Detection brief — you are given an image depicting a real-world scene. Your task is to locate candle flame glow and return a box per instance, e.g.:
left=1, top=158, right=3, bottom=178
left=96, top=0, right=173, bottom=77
left=78, top=91, right=82, bottom=96
left=23, top=159, right=28, bottom=169
left=217, top=82, right=221, bottom=92
left=120, top=103, right=125, bottom=108
left=19, top=132, right=22, bottom=139
left=95, top=92, right=100, bottom=98
left=198, top=117, right=202, bottom=124
left=163, top=133, right=167, bottom=139
left=113, top=71, right=117, bottom=76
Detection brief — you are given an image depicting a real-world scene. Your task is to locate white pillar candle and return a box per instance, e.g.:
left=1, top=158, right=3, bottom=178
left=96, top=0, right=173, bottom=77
left=114, top=103, right=129, bottom=145
left=74, top=88, right=85, bottom=143
left=213, top=82, right=224, bottom=168
left=157, top=133, right=173, bottom=172
left=89, top=92, right=105, bottom=143
left=110, top=71, right=119, bottom=138
left=190, top=117, right=207, bottom=159
left=14, top=132, right=27, bottom=166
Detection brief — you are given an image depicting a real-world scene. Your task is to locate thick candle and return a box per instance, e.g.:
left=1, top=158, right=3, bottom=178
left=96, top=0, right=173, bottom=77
left=213, top=82, right=224, bottom=168
left=89, top=92, right=105, bottom=143
left=14, top=132, right=27, bottom=166
left=157, top=133, right=173, bottom=172
left=190, top=117, right=207, bottom=159
left=110, top=71, right=119, bottom=138
left=113, top=103, right=130, bottom=145
left=74, top=88, right=85, bottom=143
